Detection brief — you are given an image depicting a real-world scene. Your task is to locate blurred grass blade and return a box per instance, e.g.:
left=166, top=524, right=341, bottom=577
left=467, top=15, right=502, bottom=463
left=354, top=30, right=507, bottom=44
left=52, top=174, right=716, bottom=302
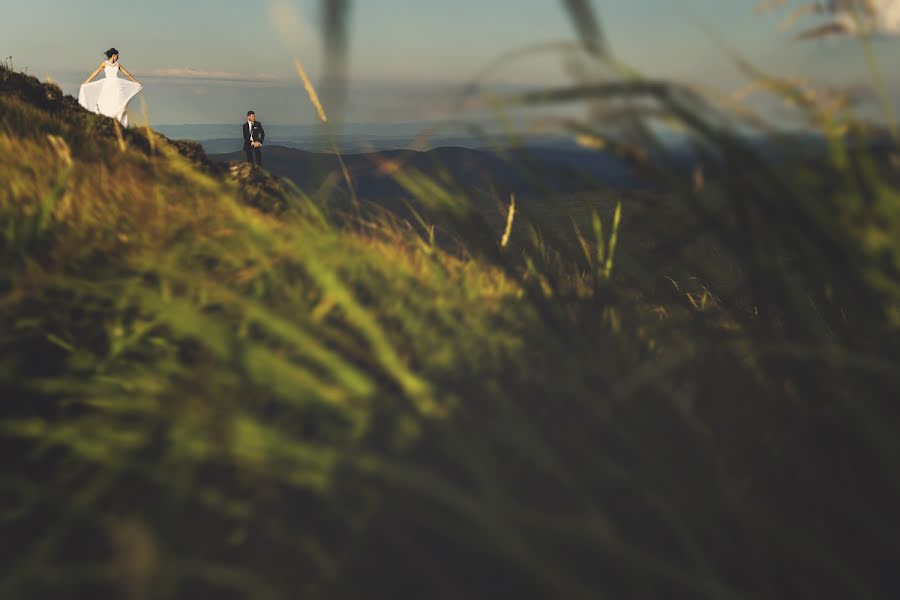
left=560, top=0, right=608, bottom=57
left=321, top=0, right=351, bottom=123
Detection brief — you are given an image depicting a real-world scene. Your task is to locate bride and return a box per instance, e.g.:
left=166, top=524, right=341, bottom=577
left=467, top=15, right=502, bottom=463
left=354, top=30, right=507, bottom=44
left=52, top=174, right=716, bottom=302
left=78, top=48, right=143, bottom=127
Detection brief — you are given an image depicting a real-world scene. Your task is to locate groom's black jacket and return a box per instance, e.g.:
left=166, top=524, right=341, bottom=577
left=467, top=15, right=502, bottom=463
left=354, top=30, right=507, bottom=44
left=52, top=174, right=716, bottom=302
left=242, top=121, right=265, bottom=147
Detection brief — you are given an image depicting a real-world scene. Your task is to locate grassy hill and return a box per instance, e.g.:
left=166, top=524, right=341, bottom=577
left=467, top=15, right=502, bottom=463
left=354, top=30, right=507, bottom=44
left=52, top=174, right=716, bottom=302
left=2, top=63, right=900, bottom=599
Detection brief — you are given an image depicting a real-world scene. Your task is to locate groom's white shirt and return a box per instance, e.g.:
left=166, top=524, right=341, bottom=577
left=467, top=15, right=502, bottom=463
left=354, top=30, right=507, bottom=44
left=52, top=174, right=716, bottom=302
left=247, top=120, right=255, bottom=144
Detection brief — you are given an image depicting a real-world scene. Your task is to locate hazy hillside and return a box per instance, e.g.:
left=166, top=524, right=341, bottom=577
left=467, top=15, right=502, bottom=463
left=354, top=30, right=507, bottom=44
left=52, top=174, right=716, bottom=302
left=2, top=63, right=900, bottom=600
left=208, top=134, right=900, bottom=204
left=209, top=144, right=643, bottom=200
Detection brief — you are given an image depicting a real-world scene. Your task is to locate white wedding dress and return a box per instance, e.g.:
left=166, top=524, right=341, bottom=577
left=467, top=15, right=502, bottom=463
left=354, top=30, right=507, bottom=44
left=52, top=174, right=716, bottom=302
left=78, top=60, right=143, bottom=126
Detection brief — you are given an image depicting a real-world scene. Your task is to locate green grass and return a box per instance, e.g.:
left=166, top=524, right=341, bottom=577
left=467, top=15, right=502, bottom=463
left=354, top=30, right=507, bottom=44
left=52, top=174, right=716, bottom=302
left=1, top=19, right=900, bottom=599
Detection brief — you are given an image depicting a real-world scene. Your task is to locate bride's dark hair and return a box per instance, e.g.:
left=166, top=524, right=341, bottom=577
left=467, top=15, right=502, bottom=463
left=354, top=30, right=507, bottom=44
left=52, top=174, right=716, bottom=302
left=104, top=48, right=119, bottom=59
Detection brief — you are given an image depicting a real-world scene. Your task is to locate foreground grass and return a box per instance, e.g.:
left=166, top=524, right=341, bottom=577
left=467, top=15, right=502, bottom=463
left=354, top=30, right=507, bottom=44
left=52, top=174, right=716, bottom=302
left=1, top=60, right=899, bottom=600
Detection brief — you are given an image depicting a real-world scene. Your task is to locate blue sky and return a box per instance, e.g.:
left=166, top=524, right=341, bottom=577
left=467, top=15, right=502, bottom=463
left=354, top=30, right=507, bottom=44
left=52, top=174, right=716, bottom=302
left=3, top=0, right=899, bottom=124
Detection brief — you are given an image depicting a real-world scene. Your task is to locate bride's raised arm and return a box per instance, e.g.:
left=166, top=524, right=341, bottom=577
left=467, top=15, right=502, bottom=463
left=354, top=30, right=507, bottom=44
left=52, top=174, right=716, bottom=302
left=83, top=61, right=105, bottom=85
left=118, top=64, right=140, bottom=85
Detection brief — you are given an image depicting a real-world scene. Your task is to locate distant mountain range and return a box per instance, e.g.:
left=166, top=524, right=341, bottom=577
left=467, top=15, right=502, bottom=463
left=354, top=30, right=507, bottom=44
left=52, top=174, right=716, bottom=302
left=157, top=122, right=556, bottom=154
left=208, top=145, right=645, bottom=200
left=202, top=128, right=898, bottom=203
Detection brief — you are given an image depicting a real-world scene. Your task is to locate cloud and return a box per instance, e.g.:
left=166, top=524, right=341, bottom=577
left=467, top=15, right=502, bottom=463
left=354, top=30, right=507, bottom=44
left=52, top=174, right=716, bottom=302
left=145, top=68, right=289, bottom=82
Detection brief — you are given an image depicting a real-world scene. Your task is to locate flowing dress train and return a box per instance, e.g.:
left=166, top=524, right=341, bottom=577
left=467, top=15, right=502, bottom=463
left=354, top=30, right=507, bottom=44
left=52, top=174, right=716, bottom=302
left=78, top=60, right=143, bottom=126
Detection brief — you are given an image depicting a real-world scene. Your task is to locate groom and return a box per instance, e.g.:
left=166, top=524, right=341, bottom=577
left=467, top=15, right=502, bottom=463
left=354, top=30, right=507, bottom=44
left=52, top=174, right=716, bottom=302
left=242, top=110, right=265, bottom=166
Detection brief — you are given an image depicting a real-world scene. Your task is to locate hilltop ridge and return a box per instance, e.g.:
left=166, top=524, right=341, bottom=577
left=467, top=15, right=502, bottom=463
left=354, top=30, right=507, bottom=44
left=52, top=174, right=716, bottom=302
left=0, top=65, right=297, bottom=215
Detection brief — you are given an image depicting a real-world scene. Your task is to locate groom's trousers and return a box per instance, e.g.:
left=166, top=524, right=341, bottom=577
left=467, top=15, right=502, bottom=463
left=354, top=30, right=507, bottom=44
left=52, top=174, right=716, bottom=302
left=244, top=145, right=263, bottom=167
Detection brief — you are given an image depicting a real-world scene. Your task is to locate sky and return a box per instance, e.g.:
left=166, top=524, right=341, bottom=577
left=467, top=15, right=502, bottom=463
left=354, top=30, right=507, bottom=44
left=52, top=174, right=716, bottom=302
left=3, top=0, right=899, bottom=126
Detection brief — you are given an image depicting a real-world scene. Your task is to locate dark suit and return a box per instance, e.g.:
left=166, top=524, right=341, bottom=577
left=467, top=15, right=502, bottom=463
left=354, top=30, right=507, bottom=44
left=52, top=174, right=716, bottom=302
left=242, top=120, right=266, bottom=166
